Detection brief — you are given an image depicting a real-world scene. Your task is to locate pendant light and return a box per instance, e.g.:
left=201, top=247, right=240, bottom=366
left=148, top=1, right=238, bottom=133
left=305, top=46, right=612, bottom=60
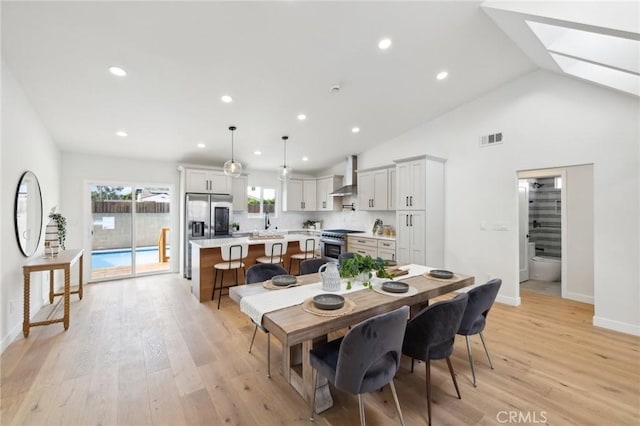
left=223, top=126, right=242, bottom=178
left=278, top=135, right=292, bottom=181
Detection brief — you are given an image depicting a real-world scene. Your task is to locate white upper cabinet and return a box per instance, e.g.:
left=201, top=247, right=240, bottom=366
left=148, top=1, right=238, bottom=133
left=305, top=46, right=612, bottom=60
left=358, top=168, right=390, bottom=211
left=316, top=176, right=342, bottom=211
left=388, top=168, right=396, bottom=211
left=284, top=179, right=316, bottom=211
left=232, top=175, right=248, bottom=211
left=396, top=159, right=425, bottom=210
left=185, top=168, right=232, bottom=194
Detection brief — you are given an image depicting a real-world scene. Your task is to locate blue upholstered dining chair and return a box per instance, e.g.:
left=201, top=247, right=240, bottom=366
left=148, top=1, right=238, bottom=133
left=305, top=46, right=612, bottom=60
left=299, top=257, right=336, bottom=275
left=309, top=305, right=410, bottom=426
left=402, top=293, right=469, bottom=425
left=245, top=263, right=289, bottom=378
left=457, top=278, right=502, bottom=387
left=338, top=252, right=354, bottom=265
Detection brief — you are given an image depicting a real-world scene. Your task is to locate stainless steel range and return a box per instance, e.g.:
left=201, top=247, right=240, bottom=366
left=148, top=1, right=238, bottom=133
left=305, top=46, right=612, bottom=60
left=320, top=229, right=364, bottom=259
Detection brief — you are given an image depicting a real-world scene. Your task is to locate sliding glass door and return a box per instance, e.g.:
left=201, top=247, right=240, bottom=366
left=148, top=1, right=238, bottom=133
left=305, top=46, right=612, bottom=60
left=89, top=184, right=172, bottom=281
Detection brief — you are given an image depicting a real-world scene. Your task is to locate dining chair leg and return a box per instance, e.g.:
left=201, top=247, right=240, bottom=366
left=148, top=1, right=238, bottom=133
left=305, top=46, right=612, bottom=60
left=411, top=357, right=415, bottom=373
left=267, top=331, right=271, bottom=378
left=358, top=394, right=366, bottom=426
left=465, top=335, right=477, bottom=387
left=389, top=379, right=405, bottom=426
left=249, top=324, right=258, bottom=353
left=309, top=368, right=318, bottom=421
left=446, top=356, right=461, bottom=399
left=479, top=332, right=494, bottom=369
left=426, top=360, right=432, bottom=426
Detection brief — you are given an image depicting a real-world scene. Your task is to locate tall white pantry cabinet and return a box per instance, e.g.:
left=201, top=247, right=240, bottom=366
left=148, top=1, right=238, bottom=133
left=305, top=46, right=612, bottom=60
left=395, top=156, right=445, bottom=267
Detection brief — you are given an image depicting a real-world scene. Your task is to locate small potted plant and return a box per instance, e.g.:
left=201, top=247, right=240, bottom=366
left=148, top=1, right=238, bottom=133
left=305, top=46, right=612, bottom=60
left=231, top=222, right=240, bottom=232
left=47, top=207, right=67, bottom=253
left=303, top=220, right=316, bottom=229
left=339, top=253, right=391, bottom=289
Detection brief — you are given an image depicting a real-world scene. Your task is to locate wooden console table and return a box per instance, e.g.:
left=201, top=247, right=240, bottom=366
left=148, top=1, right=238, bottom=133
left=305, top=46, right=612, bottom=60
left=22, top=249, right=84, bottom=337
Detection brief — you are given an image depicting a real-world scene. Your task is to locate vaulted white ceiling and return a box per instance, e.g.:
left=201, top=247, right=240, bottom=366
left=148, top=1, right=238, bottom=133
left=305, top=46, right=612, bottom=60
left=2, top=1, right=541, bottom=173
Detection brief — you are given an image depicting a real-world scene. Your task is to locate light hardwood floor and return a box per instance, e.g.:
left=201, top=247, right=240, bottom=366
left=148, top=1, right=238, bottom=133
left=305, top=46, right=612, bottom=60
left=1, top=274, right=638, bottom=425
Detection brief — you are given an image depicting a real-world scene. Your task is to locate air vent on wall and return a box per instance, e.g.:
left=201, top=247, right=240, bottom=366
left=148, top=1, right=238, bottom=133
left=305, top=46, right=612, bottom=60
left=479, top=132, right=503, bottom=147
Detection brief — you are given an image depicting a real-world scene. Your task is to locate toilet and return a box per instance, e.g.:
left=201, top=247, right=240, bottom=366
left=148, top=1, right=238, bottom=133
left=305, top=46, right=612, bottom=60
left=529, top=254, right=561, bottom=282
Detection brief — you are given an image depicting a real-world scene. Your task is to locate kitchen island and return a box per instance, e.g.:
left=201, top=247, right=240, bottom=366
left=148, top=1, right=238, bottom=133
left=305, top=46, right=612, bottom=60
left=190, top=231, right=319, bottom=302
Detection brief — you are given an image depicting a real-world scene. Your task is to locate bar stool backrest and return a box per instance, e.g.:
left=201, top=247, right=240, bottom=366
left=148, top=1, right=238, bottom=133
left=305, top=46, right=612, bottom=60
left=221, top=242, right=249, bottom=262
left=264, top=240, right=287, bottom=262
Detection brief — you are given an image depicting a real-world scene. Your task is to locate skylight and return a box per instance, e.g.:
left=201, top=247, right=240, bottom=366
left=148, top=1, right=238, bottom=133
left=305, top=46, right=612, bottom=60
left=526, top=20, right=639, bottom=96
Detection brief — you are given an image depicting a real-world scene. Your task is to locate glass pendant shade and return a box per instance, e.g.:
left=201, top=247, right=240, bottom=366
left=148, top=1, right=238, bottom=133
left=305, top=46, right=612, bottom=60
left=224, top=159, right=242, bottom=177
left=278, top=135, right=291, bottom=181
left=278, top=165, right=292, bottom=181
left=224, top=126, right=242, bottom=178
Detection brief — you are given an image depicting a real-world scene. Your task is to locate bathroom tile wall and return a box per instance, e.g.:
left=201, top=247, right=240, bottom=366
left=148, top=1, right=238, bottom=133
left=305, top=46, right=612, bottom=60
left=529, top=177, right=561, bottom=258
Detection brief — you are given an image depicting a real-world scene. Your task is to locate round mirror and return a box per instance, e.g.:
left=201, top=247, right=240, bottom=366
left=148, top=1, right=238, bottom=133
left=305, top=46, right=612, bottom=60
left=14, top=171, right=43, bottom=257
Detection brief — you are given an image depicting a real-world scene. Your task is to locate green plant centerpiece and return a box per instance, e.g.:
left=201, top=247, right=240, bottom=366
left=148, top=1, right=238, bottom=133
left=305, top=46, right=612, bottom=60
left=338, top=253, right=392, bottom=290
left=48, top=208, right=67, bottom=250
left=302, top=219, right=316, bottom=229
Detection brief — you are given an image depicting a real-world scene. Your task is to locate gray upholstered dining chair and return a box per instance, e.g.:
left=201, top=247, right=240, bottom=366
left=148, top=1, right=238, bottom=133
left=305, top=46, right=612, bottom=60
left=457, top=278, right=502, bottom=386
left=402, top=293, right=469, bottom=425
left=245, top=263, right=289, bottom=378
left=299, top=257, right=336, bottom=275
left=309, top=305, right=409, bottom=426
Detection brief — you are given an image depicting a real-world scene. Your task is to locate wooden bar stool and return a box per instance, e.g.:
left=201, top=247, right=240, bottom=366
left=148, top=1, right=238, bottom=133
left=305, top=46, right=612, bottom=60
left=255, top=240, right=288, bottom=267
left=288, top=237, right=319, bottom=275
left=212, top=242, right=249, bottom=309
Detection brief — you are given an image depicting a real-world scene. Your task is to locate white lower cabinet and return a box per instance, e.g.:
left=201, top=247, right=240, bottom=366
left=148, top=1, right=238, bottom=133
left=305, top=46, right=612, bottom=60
left=396, top=211, right=425, bottom=265
left=347, top=235, right=396, bottom=261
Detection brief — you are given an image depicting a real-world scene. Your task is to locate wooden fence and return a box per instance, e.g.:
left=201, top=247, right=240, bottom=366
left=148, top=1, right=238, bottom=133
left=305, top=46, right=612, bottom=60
left=92, top=200, right=170, bottom=214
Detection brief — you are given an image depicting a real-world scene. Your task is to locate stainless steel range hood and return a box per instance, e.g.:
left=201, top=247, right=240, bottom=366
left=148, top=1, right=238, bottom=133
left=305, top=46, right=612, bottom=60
left=329, top=155, right=357, bottom=197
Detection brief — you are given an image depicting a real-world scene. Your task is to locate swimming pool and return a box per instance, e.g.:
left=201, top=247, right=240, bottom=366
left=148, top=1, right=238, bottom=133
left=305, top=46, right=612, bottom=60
left=92, top=246, right=171, bottom=268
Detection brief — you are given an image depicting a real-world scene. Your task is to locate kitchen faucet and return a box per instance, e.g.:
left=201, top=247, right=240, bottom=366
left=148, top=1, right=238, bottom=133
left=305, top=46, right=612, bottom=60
left=264, top=211, right=271, bottom=230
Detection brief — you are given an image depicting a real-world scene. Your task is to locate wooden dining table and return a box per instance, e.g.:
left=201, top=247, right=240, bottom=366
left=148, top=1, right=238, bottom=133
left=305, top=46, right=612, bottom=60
left=230, top=266, right=474, bottom=413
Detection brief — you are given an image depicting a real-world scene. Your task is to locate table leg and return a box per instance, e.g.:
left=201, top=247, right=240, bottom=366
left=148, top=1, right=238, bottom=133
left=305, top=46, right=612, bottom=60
left=63, top=266, right=70, bottom=330
left=23, top=271, right=30, bottom=338
left=78, top=254, right=84, bottom=299
left=48, top=270, right=54, bottom=304
left=303, top=339, right=333, bottom=413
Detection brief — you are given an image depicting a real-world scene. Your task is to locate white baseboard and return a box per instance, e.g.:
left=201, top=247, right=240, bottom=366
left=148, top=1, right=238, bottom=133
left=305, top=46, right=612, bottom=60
left=496, top=294, right=521, bottom=306
left=593, top=316, right=640, bottom=336
left=565, top=292, right=594, bottom=304
left=1, top=321, right=23, bottom=354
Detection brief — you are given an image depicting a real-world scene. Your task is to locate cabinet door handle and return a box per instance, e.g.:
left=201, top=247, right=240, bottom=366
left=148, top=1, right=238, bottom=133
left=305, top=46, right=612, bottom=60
left=410, top=214, right=413, bottom=226
left=323, top=201, right=326, bottom=209
left=371, top=199, right=374, bottom=208
left=410, top=196, right=413, bottom=207
left=406, top=196, right=409, bottom=207
left=405, top=215, right=409, bottom=226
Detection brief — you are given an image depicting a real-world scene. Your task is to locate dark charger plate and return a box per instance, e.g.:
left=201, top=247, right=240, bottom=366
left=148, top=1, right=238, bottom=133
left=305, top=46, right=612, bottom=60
left=382, top=281, right=409, bottom=293
left=312, top=294, right=345, bottom=310
left=271, top=275, right=297, bottom=286
left=429, top=269, right=454, bottom=279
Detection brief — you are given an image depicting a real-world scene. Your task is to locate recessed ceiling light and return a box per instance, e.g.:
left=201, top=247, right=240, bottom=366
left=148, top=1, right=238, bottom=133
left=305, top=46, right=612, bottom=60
left=197, top=143, right=206, bottom=149
left=109, top=66, right=127, bottom=77
left=221, top=95, right=233, bottom=103
left=115, top=131, right=128, bottom=137
left=297, top=113, right=307, bottom=121
left=254, top=150, right=262, bottom=155
left=302, top=156, right=309, bottom=162
left=378, top=38, right=392, bottom=50
left=437, top=71, right=448, bottom=80
left=352, top=127, right=360, bottom=133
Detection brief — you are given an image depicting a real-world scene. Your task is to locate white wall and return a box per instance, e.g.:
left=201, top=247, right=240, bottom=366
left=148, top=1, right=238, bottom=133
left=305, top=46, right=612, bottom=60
left=61, top=152, right=182, bottom=278
left=358, top=70, right=639, bottom=335
left=1, top=61, right=62, bottom=350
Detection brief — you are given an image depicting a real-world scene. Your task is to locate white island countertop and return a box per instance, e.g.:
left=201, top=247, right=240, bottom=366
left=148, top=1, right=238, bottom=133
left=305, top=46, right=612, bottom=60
left=348, top=232, right=396, bottom=241
left=190, top=230, right=319, bottom=249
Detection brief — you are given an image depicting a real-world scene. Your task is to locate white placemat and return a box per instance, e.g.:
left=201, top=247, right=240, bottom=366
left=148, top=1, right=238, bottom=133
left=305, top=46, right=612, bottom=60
left=240, top=264, right=431, bottom=325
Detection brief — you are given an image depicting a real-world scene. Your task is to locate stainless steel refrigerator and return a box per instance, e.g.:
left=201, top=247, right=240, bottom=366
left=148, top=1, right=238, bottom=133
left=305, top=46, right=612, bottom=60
left=184, top=193, right=233, bottom=279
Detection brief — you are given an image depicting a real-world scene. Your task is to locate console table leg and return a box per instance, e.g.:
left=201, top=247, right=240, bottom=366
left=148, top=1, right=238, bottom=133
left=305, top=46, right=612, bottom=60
left=49, top=270, right=54, bottom=304
left=63, top=266, right=70, bottom=330
left=23, top=271, right=30, bottom=337
left=78, top=254, right=84, bottom=300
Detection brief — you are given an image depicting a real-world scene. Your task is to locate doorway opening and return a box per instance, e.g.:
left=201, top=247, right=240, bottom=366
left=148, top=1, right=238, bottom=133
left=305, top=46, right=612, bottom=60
left=89, top=183, right=173, bottom=281
left=517, top=165, right=594, bottom=304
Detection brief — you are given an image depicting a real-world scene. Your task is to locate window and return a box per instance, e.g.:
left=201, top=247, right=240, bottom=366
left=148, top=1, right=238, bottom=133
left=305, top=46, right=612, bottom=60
left=247, top=186, right=276, bottom=216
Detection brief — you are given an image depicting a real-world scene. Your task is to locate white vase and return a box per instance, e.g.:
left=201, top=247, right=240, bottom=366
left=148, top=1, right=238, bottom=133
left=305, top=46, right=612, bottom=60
left=44, top=220, right=59, bottom=257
